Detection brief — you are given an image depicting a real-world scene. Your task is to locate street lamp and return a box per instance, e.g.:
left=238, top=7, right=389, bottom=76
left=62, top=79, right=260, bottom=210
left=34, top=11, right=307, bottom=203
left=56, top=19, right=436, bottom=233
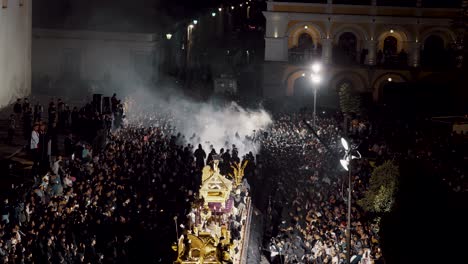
left=174, top=216, right=179, bottom=241
left=340, top=137, right=361, bottom=264
left=193, top=19, right=198, bottom=25
left=166, top=33, right=172, bottom=40
left=310, top=62, right=322, bottom=127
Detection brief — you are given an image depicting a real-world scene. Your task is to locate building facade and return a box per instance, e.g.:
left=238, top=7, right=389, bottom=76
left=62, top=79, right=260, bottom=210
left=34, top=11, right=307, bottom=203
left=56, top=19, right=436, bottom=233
left=0, top=0, right=32, bottom=108
left=262, top=0, right=463, bottom=104
left=32, top=29, right=160, bottom=98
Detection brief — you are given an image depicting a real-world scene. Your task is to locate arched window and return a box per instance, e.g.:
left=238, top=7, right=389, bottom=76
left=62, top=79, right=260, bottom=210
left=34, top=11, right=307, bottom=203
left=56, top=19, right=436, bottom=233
left=423, top=35, right=446, bottom=68
left=335, top=32, right=358, bottom=64
left=297, top=33, right=314, bottom=50
left=293, top=76, right=311, bottom=97
left=383, top=36, right=398, bottom=55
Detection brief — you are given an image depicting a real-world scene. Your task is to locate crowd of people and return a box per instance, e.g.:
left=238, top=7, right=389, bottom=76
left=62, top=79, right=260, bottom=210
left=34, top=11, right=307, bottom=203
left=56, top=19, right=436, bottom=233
left=256, top=110, right=382, bottom=264
left=0, top=93, right=465, bottom=264
left=0, top=94, right=264, bottom=263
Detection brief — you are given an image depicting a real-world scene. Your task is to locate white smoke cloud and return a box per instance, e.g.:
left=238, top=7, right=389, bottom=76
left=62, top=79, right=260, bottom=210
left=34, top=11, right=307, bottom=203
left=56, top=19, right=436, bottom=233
left=123, top=87, right=272, bottom=156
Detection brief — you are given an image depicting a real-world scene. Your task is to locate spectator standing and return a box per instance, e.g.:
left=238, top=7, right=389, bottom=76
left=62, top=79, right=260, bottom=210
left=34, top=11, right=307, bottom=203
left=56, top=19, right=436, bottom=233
left=7, top=114, right=16, bottom=145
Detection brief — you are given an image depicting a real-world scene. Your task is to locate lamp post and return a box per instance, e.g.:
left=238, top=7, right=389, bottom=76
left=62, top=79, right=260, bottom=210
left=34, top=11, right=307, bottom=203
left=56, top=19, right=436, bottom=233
left=174, top=216, right=179, bottom=241
left=310, top=62, right=322, bottom=127
left=339, top=137, right=361, bottom=264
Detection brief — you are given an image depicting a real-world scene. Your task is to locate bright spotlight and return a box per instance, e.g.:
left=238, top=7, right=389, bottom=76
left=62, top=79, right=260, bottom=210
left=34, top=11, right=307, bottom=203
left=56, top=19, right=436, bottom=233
left=212, top=12, right=216, bottom=17
left=387, top=77, right=392, bottom=82
left=193, top=20, right=198, bottom=25
left=311, top=74, right=321, bottom=84
left=312, top=63, right=322, bottom=74
left=390, top=29, right=394, bottom=33
left=231, top=6, right=235, bottom=9
left=340, top=159, right=349, bottom=171
left=188, top=24, right=194, bottom=29
left=304, top=25, right=308, bottom=29
left=341, top=137, right=349, bottom=151
left=240, top=4, right=243, bottom=7
left=218, top=7, right=222, bottom=12
left=166, top=33, right=172, bottom=40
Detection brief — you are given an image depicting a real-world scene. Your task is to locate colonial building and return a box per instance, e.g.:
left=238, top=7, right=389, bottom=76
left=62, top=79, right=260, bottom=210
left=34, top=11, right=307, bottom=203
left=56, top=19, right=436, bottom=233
left=32, top=29, right=159, bottom=98
left=0, top=0, right=32, bottom=108
left=262, top=0, right=463, bottom=104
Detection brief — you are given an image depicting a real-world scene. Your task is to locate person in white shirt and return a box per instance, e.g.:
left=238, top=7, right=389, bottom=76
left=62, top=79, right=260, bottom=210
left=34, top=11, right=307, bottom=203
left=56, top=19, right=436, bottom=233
left=30, top=124, right=40, bottom=170
left=30, top=124, right=39, bottom=150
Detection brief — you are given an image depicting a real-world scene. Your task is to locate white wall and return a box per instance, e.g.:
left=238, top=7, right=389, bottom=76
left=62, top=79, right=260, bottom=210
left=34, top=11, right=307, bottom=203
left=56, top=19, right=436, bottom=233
left=32, top=29, right=159, bottom=96
left=0, top=0, right=32, bottom=107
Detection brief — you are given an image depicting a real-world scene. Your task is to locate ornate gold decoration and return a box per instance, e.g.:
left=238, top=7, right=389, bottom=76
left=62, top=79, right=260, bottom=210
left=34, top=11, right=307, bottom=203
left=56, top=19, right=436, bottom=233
left=229, top=160, right=248, bottom=187
left=199, top=161, right=232, bottom=205
left=174, top=234, right=221, bottom=264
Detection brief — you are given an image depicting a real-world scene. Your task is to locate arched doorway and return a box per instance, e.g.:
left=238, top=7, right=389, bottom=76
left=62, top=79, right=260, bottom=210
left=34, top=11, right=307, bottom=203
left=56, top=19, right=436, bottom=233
left=293, top=76, right=311, bottom=97
left=335, top=32, right=358, bottom=65
left=423, top=35, right=446, bottom=68
left=297, top=33, right=314, bottom=50
left=383, top=36, right=398, bottom=55
left=382, top=36, right=400, bottom=66
left=289, top=33, right=316, bottom=64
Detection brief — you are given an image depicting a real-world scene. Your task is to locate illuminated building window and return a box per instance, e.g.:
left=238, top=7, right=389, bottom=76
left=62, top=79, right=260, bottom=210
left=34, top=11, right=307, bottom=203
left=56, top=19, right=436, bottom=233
left=2, top=0, right=7, bottom=9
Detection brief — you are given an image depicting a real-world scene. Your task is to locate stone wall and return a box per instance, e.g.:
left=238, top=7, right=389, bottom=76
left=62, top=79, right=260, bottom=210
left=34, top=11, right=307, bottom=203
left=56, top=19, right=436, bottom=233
left=0, top=0, right=32, bottom=107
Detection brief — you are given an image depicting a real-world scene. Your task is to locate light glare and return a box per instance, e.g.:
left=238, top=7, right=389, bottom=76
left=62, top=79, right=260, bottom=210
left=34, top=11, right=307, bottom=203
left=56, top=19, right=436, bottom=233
left=340, top=160, right=349, bottom=171
left=341, top=137, right=349, bottom=151
left=312, top=63, right=321, bottom=73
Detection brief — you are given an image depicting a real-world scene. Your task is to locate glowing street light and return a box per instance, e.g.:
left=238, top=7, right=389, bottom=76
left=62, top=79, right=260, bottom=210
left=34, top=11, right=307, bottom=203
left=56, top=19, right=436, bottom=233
left=339, top=137, right=361, bottom=264
left=310, top=62, right=322, bottom=127
left=312, top=62, right=322, bottom=74
left=193, top=19, right=198, bottom=25
left=212, top=12, right=216, bottom=17
left=387, top=77, right=393, bottom=82
left=166, top=33, right=172, bottom=40
left=218, top=7, right=222, bottom=12
left=188, top=24, right=194, bottom=29
left=341, top=137, right=349, bottom=151
left=340, top=159, right=349, bottom=171
left=311, top=74, right=321, bottom=84
left=231, top=6, right=235, bottom=10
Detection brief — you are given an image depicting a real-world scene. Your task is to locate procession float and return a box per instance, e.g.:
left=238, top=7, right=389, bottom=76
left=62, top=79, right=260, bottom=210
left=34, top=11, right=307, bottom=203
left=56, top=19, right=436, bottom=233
left=173, top=157, right=252, bottom=264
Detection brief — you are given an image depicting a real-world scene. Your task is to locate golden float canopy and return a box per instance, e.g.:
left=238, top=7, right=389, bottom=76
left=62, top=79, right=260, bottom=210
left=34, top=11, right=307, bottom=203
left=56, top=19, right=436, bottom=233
left=199, top=161, right=232, bottom=205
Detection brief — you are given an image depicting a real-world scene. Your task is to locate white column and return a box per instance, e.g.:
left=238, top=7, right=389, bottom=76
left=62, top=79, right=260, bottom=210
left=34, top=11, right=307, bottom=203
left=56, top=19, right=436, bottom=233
left=321, top=39, right=333, bottom=65
left=264, top=37, right=288, bottom=62
left=409, top=41, right=421, bottom=67
left=365, top=40, right=378, bottom=65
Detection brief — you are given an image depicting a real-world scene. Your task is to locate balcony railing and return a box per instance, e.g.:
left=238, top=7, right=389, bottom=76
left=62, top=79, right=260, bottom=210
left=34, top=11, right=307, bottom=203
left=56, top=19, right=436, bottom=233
left=288, top=49, right=322, bottom=65
left=288, top=49, right=459, bottom=71
left=272, top=0, right=462, bottom=8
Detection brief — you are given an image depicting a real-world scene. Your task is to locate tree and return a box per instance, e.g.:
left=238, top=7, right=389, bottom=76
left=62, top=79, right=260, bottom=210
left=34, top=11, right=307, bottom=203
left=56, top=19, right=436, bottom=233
left=358, top=161, right=399, bottom=214
left=338, top=82, right=362, bottom=115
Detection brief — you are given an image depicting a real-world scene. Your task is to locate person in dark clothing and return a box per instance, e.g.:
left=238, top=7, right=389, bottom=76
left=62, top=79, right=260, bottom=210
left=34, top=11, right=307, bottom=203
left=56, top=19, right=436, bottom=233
left=111, top=93, right=118, bottom=113
left=13, top=99, right=22, bottom=120
left=206, top=148, right=217, bottom=168
left=194, top=144, right=206, bottom=169
left=64, top=133, right=74, bottom=157
left=22, top=98, right=30, bottom=114
left=7, top=114, right=16, bottom=145
left=23, top=108, right=33, bottom=140
left=48, top=102, right=57, bottom=125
